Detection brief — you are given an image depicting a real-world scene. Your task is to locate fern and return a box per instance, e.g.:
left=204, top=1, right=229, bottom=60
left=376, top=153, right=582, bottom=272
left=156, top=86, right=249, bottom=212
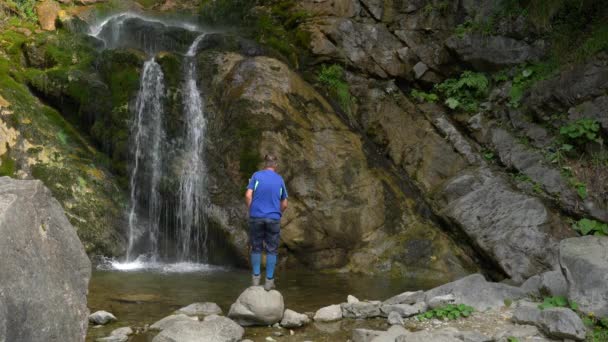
left=434, top=71, right=488, bottom=112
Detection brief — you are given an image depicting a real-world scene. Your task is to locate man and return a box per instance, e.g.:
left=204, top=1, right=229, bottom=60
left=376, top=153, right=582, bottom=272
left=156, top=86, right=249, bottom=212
left=245, top=154, right=288, bottom=290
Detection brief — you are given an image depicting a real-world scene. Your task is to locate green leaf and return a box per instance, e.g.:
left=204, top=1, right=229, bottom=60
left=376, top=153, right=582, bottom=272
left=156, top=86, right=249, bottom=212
left=522, top=69, right=533, bottom=77
left=554, top=296, right=568, bottom=307
left=561, top=144, right=574, bottom=152
left=445, top=97, right=460, bottom=109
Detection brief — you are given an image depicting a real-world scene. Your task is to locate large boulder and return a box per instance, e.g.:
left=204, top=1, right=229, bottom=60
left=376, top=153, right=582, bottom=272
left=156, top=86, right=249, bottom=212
left=152, top=317, right=244, bottom=342
left=0, top=177, right=91, bottom=342
left=445, top=33, right=545, bottom=71
left=176, top=302, right=223, bottom=317
left=150, top=314, right=198, bottom=331
left=513, top=305, right=586, bottom=341
left=227, top=286, right=284, bottom=326
left=424, top=274, right=526, bottom=311
left=559, top=236, right=608, bottom=316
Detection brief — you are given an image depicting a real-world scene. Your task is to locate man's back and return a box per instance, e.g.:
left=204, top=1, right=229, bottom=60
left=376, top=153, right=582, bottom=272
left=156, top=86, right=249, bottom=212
left=247, top=169, right=288, bottom=220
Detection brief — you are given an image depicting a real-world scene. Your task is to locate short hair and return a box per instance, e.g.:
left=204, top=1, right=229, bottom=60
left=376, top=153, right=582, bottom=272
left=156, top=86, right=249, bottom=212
left=264, top=154, right=278, bottom=168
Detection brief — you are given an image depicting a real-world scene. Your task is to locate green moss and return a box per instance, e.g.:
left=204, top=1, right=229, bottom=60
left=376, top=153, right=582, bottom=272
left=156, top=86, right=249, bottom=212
left=0, top=153, right=16, bottom=177
left=236, top=116, right=262, bottom=180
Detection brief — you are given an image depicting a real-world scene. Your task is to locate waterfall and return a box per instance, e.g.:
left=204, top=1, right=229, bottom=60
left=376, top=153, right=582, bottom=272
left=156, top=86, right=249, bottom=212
left=127, top=59, right=165, bottom=262
left=175, top=34, right=208, bottom=262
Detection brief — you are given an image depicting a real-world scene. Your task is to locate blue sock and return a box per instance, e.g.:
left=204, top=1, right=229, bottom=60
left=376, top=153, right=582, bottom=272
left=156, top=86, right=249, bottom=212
left=251, top=253, right=261, bottom=276
left=266, top=254, right=277, bottom=279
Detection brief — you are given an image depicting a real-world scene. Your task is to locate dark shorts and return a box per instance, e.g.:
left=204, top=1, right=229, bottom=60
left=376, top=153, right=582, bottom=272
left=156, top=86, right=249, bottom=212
left=249, top=217, right=281, bottom=255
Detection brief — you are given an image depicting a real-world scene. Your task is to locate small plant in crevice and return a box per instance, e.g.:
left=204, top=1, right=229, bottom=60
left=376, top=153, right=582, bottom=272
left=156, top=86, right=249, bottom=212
left=573, top=218, right=608, bottom=236
left=507, top=337, right=520, bottom=342
left=538, top=296, right=579, bottom=311
left=416, top=304, right=474, bottom=321
left=583, top=314, right=608, bottom=342
left=317, top=64, right=353, bottom=113
left=434, top=71, right=489, bottom=112
left=410, top=89, right=438, bottom=103
left=569, top=179, right=588, bottom=200
left=560, top=119, right=603, bottom=146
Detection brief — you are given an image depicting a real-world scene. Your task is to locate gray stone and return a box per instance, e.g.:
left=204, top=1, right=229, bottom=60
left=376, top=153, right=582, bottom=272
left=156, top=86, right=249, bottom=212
left=568, top=95, right=608, bottom=136
left=110, top=327, right=133, bottom=336
left=494, top=324, right=541, bottom=340
left=383, top=290, right=424, bottom=305
left=560, top=236, right=608, bottom=317
left=176, top=302, right=223, bottom=316
left=396, top=327, right=459, bottom=342
left=348, top=295, right=360, bottom=303
left=96, top=336, right=128, bottom=342
left=150, top=314, right=198, bottom=331
left=228, top=286, right=284, bottom=326
left=352, top=328, right=383, bottom=342
left=280, top=309, right=310, bottom=328
left=152, top=316, right=244, bottom=342
left=380, top=302, right=427, bottom=317
left=460, top=330, right=492, bottom=342
left=0, top=178, right=91, bottom=342
left=387, top=311, right=404, bottom=325
left=512, top=305, right=542, bottom=325
left=89, top=311, right=117, bottom=325
left=521, top=270, right=568, bottom=297
left=341, top=301, right=382, bottom=319
left=424, top=274, right=526, bottom=311
left=445, top=33, right=545, bottom=71
left=413, top=62, right=428, bottom=79
left=427, top=294, right=456, bottom=309
left=539, top=307, right=586, bottom=340
left=373, top=325, right=409, bottom=342
left=313, top=304, right=343, bottom=322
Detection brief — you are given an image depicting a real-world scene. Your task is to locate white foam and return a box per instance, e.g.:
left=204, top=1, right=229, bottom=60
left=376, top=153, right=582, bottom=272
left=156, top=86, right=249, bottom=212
left=97, top=255, right=224, bottom=273
left=89, top=12, right=201, bottom=37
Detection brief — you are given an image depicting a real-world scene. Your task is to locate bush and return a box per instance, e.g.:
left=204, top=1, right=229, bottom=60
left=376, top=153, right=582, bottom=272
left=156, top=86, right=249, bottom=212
left=434, top=71, right=489, bottom=112
left=318, top=64, right=352, bottom=112
left=573, top=218, right=608, bottom=236
left=560, top=119, right=602, bottom=145
left=416, top=304, right=474, bottom=321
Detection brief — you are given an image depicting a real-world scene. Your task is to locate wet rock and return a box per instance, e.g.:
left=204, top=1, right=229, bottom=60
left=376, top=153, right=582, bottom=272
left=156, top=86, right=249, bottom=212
left=228, top=286, right=284, bottom=326
left=152, top=316, right=244, bottom=342
left=176, top=302, right=223, bottom=316
left=352, top=328, right=383, bottom=342
left=36, top=0, right=61, bottom=31
left=445, top=33, right=545, bottom=71
left=341, top=300, right=382, bottom=319
left=0, top=178, right=91, bottom=342
left=521, top=270, right=568, bottom=297
left=313, top=304, right=342, bottom=322
left=424, top=274, right=526, bottom=311
left=383, top=291, right=424, bottom=305
left=560, top=236, right=608, bottom=316
left=387, top=311, right=404, bottom=325
left=280, top=309, right=310, bottom=328
left=380, top=302, right=427, bottom=318
left=89, top=311, right=117, bottom=325
left=539, top=308, right=586, bottom=340
left=150, top=314, right=198, bottom=331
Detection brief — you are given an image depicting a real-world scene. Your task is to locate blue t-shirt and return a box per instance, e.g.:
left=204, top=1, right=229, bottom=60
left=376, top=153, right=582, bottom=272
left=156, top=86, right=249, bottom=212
left=247, top=169, right=288, bottom=220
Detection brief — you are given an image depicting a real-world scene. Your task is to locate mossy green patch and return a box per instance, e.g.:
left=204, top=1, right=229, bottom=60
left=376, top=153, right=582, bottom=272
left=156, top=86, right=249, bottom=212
left=237, top=116, right=262, bottom=180
left=0, top=153, right=16, bottom=177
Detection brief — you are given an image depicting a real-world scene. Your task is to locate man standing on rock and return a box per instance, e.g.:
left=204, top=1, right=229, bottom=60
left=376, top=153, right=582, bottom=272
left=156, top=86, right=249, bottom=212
left=245, top=154, right=288, bottom=291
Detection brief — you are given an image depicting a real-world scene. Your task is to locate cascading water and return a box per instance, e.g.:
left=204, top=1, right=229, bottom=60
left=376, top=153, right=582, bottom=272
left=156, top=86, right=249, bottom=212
left=175, top=34, right=209, bottom=262
left=126, top=59, right=165, bottom=262
left=91, top=14, right=211, bottom=266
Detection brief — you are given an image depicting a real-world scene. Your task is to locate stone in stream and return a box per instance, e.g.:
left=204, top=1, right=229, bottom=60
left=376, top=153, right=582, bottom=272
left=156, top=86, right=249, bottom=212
left=111, top=327, right=133, bottom=337
left=387, top=311, right=404, bottom=325
left=89, top=311, right=118, bottom=325
left=152, top=316, right=244, bottom=342
left=280, top=309, right=310, bottom=328
left=313, top=304, right=343, bottom=322
left=347, top=294, right=360, bottom=303
left=352, top=328, right=383, bottom=342
left=150, top=314, right=198, bottom=331
left=380, top=302, right=427, bottom=318
left=341, top=301, right=382, bottom=319
left=0, top=178, right=91, bottom=342
left=96, top=336, right=128, bottom=342
left=176, top=302, right=223, bottom=316
left=227, top=286, right=284, bottom=326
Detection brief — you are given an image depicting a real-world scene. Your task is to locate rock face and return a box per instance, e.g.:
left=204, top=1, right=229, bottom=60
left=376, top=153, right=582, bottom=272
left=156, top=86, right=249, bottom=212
left=560, top=236, right=608, bottom=316
left=227, top=286, right=284, bottom=326
left=152, top=317, right=244, bottom=342
left=197, top=49, right=476, bottom=279
left=36, top=0, right=61, bottom=31
left=424, top=274, right=526, bottom=311
left=0, top=177, right=91, bottom=342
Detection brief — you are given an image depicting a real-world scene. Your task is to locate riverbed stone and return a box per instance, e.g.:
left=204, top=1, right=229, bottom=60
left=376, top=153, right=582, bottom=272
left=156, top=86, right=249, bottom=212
left=352, top=328, right=383, bottom=342
left=0, top=178, right=91, bottom=342
left=96, top=336, right=128, bottom=342
left=380, top=302, right=427, bottom=318
left=152, top=316, right=244, bottom=342
left=348, top=295, right=360, bottom=303
left=150, top=314, right=198, bottom=331
left=110, top=327, right=133, bottom=336
left=388, top=311, right=404, bottom=325
left=374, top=325, right=409, bottom=341
left=341, top=300, right=382, bottom=319
left=280, top=309, right=310, bottom=328
left=383, top=291, right=424, bottom=305
left=559, top=236, right=608, bottom=317
left=89, top=311, right=117, bottom=325
left=227, top=286, right=284, bottom=326
left=424, top=274, right=526, bottom=311
left=313, top=304, right=342, bottom=322
left=176, top=302, right=223, bottom=316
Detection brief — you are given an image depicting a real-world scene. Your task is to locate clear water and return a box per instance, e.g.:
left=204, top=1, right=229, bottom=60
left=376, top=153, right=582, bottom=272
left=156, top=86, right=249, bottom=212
left=86, top=264, right=440, bottom=341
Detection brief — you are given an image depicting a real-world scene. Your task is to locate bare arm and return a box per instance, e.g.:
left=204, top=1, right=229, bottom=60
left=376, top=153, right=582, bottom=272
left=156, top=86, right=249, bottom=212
left=280, top=198, right=288, bottom=213
left=245, top=189, right=253, bottom=210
